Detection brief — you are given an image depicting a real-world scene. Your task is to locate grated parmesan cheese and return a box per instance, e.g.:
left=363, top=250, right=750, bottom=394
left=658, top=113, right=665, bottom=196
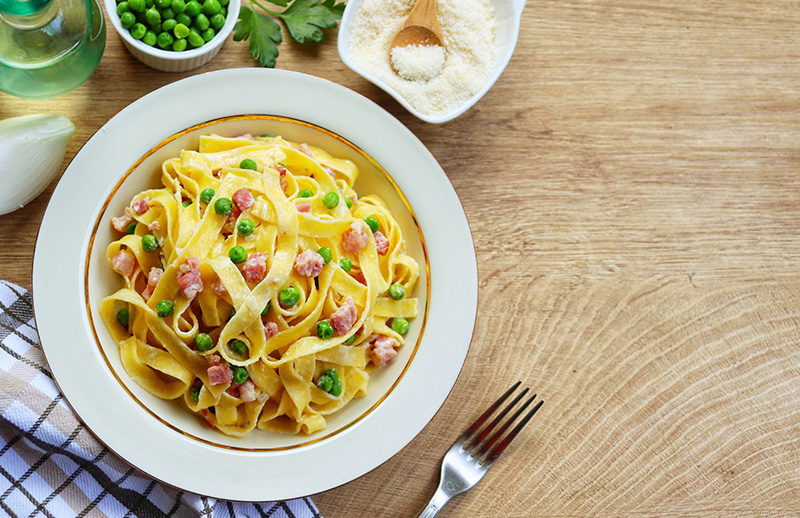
left=348, top=0, right=497, bottom=117
left=390, top=44, right=446, bottom=82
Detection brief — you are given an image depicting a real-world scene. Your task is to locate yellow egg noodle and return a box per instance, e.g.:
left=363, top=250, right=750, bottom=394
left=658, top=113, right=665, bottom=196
left=100, top=134, right=419, bottom=437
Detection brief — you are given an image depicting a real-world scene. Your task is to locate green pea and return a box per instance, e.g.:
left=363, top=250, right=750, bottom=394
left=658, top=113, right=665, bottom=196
left=120, top=11, right=136, bottom=28
left=190, top=384, right=201, bottom=402
left=237, top=219, right=255, bottom=236
left=218, top=0, right=228, bottom=6
left=201, top=27, right=215, bottom=42
left=214, top=197, right=232, bottom=216
left=194, top=333, right=213, bottom=351
left=155, top=0, right=170, bottom=8
left=173, top=21, right=190, bottom=38
left=202, top=0, right=220, bottom=14
left=161, top=6, right=175, bottom=18
left=343, top=334, right=356, bottom=345
left=156, top=31, right=174, bottom=48
left=329, top=379, right=343, bottom=397
left=322, top=192, right=339, bottom=209
left=346, top=197, right=353, bottom=209
left=128, top=0, right=145, bottom=11
left=260, top=301, right=270, bottom=316
left=279, top=287, right=300, bottom=307
left=175, top=12, right=191, bottom=27
left=229, top=339, right=247, bottom=356
left=145, top=0, right=154, bottom=7
left=239, top=158, right=257, bottom=170
left=228, top=245, right=247, bottom=264
left=125, top=220, right=137, bottom=234
left=317, top=321, right=333, bottom=340
left=161, top=18, right=176, bottom=31
left=171, top=0, right=185, bottom=12
left=156, top=300, right=174, bottom=317
left=364, top=216, right=379, bottom=233
left=392, top=317, right=409, bottom=335
left=130, top=22, right=146, bottom=39
left=199, top=187, right=215, bottom=204
left=298, top=189, right=313, bottom=198
left=116, top=307, right=130, bottom=328
left=150, top=22, right=162, bottom=33
left=142, top=234, right=159, bottom=252
left=187, top=30, right=204, bottom=47
left=388, top=284, right=405, bottom=300
left=172, top=37, right=187, bottom=51
left=317, top=374, right=333, bottom=392
left=232, top=366, right=248, bottom=384
left=193, top=12, right=209, bottom=30
left=339, top=258, right=352, bottom=272
left=116, top=1, right=129, bottom=15
left=219, top=5, right=225, bottom=16
left=209, top=12, right=224, bottom=28
left=184, top=0, right=201, bottom=15
left=325, top=368, right=339, bottom=382
left=142, top=30, right=157, bottom=45
left=144, top=7, right=160, bottom=25
left=182, top=199, right=192, bottom=207
left=317, top=247, right=332, bottom=264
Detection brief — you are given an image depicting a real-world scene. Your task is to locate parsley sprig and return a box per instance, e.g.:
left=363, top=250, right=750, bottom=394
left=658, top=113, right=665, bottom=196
left=234, top=0, right=345, bottom=67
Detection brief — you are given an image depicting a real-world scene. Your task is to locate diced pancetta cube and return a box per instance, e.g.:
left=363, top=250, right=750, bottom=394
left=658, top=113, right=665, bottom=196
left=331, top=296, right=357, bottom=336
left=221, top=204, right=241, bottom=234
left=232, top=188, right=255, bottom=212
left=374, top=231, right=389, bottom=255
left=370, top=335, right=398, bottom=366
left=111, top=251, right=136, bottom=277
left=141, top=267, right=163, bottom=300
left=298, top=143, right=312, bottom=157
left=149, top=221, right=160, bottom=233
left=263, top=320, right=278, bottom=339
left=177, top=256, right=203, bottom=299
left=239, top=380, right=256, bottom=402
left=206, top=354, right=222, bottom=366
left=296, top=202, right=311, bottom=213
left=213, top=277, right=227, bottom=296
left=294, top=249, right=324, bottom=277
left=342, top=221, right=369, bottom=253
left=207, top=364, right=232, bottom=385
left=242, top=252, right=268, bottom=283
left=276, top=165, right=289, bottom=192
left=323, top=166, right=335, bottom=178
left=110, top=213, right=133, bottom=233
left=131, top=197, right=150, bottom=215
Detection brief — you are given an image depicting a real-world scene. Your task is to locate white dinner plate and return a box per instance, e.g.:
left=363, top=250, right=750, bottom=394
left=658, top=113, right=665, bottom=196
left=32, top=69, right=477, bottom=501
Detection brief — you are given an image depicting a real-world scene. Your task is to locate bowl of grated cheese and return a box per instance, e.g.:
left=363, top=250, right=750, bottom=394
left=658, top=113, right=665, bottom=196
left=338, top=0, right=526, bottom=123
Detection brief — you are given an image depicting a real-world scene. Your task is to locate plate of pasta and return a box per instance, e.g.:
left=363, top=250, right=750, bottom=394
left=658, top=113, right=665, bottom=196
left=32, top=69, right=477, bottom=501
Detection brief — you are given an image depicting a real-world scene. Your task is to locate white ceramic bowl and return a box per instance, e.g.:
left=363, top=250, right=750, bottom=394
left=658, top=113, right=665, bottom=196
left=33, top=69, right=478, bottom=501
left=105, top=0, right=240, bottom=72
left=338, top=0, right=527, bottom=123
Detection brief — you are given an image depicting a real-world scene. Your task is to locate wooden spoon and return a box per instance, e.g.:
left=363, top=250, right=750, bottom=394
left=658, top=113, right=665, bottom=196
left=389, top=0, right=445, bottom=76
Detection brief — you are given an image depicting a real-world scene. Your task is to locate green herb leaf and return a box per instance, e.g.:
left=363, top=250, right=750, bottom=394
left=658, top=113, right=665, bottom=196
left=234, top=6, right=282, bottom=67
left=276, top=0, right=344, bottom=44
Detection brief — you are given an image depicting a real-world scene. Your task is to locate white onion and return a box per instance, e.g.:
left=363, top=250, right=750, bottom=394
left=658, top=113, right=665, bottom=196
left=0, top=114, right=75, bottom=215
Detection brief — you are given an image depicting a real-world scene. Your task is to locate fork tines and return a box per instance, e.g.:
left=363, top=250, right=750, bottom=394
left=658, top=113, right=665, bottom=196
left=461, top=381, right=543, bottom=465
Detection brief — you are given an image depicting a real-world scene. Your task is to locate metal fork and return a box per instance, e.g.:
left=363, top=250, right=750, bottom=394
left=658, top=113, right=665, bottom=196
left=417, top=382, right=544, bottom=517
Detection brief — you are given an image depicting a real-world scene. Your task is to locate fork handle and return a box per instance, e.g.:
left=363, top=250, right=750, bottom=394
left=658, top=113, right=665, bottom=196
left=417, top=487, right=450, bottom=518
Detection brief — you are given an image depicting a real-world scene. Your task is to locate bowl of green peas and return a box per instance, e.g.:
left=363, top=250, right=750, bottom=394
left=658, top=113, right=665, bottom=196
left=105, top=0, right=240, bottom=72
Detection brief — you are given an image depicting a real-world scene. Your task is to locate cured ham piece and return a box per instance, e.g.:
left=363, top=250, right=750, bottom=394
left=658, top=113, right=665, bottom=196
left=276, top=165, right=288, bottom=192
left=263, top=320, right=278, bottom=339
left=177, top=257, right=203, bottom=298
left=296, top=202, right=311, bottom=213
left=370, top=335, right=398, bottom=366
left=111, top=251, right=136, bottom=277
left=374, top=231, right=389, bottom=256
left=342, top=221, right=369, bottom=253
left=294, top=249, right=324, bottom=277
left=131, top=197, right=149, bottom=215
left=232, top=188, right=255, bottom=211
left=298, top=143, right=312, bottom=157
left=239, top=380, right=257, bottom=402
left=242, top=252, right=268, bottom=283
left=213, top=277, right=227, bottom=296
left=111, top=213, right=133, bottom=233
left=141, top=267, right=163, bottom=300
left=331, top=296, right=357, bottom=336
left=207, top=365, right=232, bottom=385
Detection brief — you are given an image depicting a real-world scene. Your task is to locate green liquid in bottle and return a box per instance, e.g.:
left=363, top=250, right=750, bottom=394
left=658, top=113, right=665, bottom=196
left=0, top=0, right=105, bottom=99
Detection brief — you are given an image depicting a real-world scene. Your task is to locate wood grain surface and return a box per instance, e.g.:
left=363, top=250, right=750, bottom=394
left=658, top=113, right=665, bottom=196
left=2, top=0, right=800, bottom=516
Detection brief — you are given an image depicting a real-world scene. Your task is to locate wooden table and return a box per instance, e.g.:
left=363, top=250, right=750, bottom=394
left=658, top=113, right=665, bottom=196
left=3, top=0, right=800, bottom=516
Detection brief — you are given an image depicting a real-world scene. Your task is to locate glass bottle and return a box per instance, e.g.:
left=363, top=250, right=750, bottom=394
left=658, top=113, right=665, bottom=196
left=0, top=0, right=105, bottom=99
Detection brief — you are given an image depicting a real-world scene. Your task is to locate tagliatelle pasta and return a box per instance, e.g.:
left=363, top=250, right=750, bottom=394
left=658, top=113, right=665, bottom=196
left=100, top=134, right=419, bottom=436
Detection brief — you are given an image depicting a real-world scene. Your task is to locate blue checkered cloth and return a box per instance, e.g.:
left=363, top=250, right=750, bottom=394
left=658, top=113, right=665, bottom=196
left=0, top=280, right=322, bottom=518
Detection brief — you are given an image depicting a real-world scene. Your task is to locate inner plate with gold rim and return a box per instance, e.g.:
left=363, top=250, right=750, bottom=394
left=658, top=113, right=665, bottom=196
left=33, top=69, right=477, bottom=501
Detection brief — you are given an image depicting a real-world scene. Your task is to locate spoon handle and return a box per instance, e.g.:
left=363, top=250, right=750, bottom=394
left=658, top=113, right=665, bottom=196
left=406, top=0, right=441, bottom=35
